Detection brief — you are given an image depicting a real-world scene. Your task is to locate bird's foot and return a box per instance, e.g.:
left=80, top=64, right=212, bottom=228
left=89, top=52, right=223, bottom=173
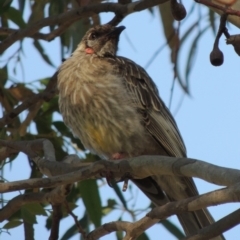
left=105, top=171, right=115, bottom=188
left=111, top=152, right=126, bottom=160
left=111, top=152, right=129, bottom=191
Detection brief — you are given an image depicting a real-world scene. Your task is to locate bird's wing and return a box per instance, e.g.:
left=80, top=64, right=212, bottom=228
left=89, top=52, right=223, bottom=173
left=106, top=57, right=225, bottom=238
left=113, top=56, right=186, bottom=158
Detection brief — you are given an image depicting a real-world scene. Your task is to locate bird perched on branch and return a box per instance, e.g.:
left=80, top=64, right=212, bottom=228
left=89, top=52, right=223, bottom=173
left=58, top=24, right=224, bottom=239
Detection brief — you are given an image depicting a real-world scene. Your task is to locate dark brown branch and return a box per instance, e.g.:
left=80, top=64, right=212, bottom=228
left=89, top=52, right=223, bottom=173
left=64, top=201, right=87, bottom=239
left=0, top=27, right=48, bottom=40
left=23, top=221, right=34, bottom=240
left=0, top=0, right=168, bottom=53
left=49, top=204, right=62, bottom=240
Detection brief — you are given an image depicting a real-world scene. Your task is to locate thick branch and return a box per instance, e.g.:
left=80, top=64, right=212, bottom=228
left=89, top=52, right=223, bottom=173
left=0, top=155, right=240, bottom=193
left=0, top=139, right=56, bottom=161
left=0, top=0, right=168, bottom=53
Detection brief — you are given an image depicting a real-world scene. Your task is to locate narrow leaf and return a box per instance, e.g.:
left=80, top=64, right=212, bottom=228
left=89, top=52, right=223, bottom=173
left=111, top=182, right=128, bottom=209
left=21, top=205, right=37, bottom=224
left=24, top=203, right=47, bottom=216
left=137, top=232, right=150, bottom=240
left=80, top=180, right=102, bottom=227
left=159, top=1, right=179, bottom=63
left=185, top=26, right=209, bottom=85
left=0, top=0, right=12, bottom=14
left=33, top=40, right=55, bottom=67
left=60, top=213, right=89, bottom=240
left=3, top=220, right=23, bottom=229
left=6, top=7, right=26, bottom=28
left=160, top=219, right=185, bottom=238
left=209, top=9, right=217, bottom=35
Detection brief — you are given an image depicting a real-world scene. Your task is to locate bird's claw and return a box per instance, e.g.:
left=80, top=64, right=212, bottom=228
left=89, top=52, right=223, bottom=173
left=103, top=171, right=131, bottom=192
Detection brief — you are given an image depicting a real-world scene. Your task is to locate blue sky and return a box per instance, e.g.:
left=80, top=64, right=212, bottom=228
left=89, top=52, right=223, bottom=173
left=1, top=1, right=240, bottom=239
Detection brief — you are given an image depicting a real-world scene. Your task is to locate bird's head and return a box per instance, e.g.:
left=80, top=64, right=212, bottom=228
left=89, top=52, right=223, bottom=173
left=77, top=25, right=125, bottom=57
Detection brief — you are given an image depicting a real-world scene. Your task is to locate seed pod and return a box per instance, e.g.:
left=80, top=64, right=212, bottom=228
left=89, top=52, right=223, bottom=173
left=210, top=45, right=224, bottom=66
left=170, top=0, right=187, bottom=21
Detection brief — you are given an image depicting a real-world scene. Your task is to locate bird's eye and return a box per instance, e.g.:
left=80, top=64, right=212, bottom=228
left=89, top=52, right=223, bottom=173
left=89, top=33, right=97, bottom=40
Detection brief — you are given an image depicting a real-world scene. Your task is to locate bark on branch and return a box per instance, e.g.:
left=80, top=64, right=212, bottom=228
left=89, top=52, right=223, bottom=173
left=1, top=139, right=240, bottom=238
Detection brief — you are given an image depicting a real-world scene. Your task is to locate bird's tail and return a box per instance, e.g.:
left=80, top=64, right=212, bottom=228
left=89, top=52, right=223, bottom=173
left=177, top=207, right=224, bottom=240
left=133, top=177, right=225, bottom=240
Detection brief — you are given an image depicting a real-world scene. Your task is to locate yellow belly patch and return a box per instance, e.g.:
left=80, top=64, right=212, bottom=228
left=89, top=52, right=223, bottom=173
left=85, top=122, right=116, bottom=154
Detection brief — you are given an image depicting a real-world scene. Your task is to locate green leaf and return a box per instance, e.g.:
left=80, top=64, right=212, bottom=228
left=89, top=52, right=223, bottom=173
left=185, top=26, right=209, bottom=86
left=0, top=0, right=12, bottom=14
left=53, top=121, right=70, bottom=135
left=3, top=220, right=23, bottom=229
left=209, top=9, right=217, bottom=35
left=28, top=0, right=48, bottom=24
left=174, top=21, right=199, bottom=94
left=158, top=1, right=178, bottom=63
left=60, top=212, right=89, bottom=240
left=41, top=97, right=59, bottom=114
left=52, top=120, right=85, bottom=150
left=111, top=182, right=128, bottom=209
left=21, top=205, right=37, bottom=224
left=6, top=7, right=26, bottom=28
left=160, top=219, right=185, bottom=238
left=23, top=203, right=47, bottom=216
left=33, top=40, right=55, bottom=67
left=148, top=7, right=154, bottom=15
left=116, top=230, right=124, bottom=240
left=79, top=180, right=102, bottom=227
left=49, top=0, right=65, bottom=31
left=61, top=18, right=91, bottom=57
left=137, top=232, right=150, bottom=240
left=180, top=21, right=198, bottom=45
left=102, top=199, right=117, bottom=215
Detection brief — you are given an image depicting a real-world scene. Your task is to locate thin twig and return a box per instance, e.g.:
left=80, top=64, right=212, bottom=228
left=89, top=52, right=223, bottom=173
left=64, top=201, right=87, bottom=239
left=0, top=0, right=169, bottom=53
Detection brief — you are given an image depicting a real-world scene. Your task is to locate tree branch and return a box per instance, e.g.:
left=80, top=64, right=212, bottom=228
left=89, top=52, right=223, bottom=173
left=184, top=208, right=240, bottom=240
left=0, top=0, right=168, bottom=53
left=148, top=183, right=240, bottom=219
left=0, top=153, right=240, bottom=193
left=1, top=138, right=240, bottom=238
left=0, top=71, right=58, bottom=128
left=196, top=0, right=240, bottom=16
left=86, top=217, right=159, bottom=240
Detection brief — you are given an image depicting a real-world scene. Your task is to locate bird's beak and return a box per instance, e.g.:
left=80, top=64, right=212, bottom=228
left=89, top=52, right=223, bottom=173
left=107, top=26, right=126, bottom=38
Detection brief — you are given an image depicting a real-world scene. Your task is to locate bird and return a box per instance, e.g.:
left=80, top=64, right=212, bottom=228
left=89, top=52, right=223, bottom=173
left=57, top=24, right=224, bottom=239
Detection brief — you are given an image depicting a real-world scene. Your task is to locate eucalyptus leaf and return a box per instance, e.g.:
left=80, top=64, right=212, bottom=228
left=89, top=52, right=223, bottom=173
left=80, top=179, right=102, bottom=228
